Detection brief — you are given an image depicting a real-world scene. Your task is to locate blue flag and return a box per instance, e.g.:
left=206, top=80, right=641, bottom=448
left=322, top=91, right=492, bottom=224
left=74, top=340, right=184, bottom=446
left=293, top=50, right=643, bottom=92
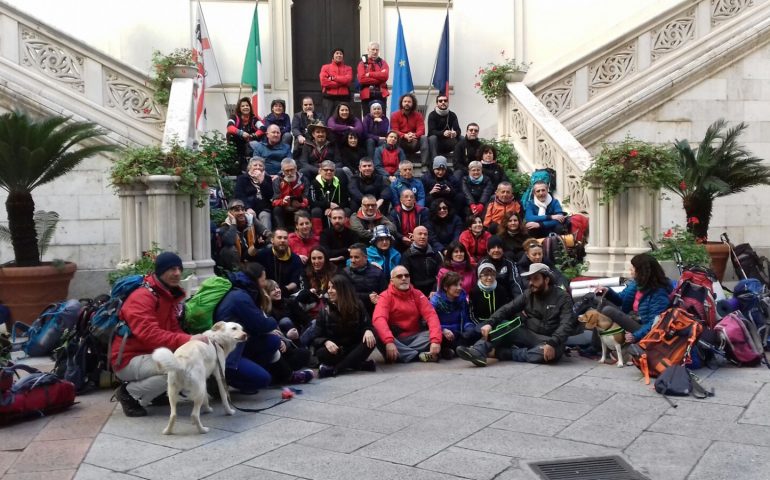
left=431, top=12, right=450, bottom=96
left=391, top=13, right=414, bottom=113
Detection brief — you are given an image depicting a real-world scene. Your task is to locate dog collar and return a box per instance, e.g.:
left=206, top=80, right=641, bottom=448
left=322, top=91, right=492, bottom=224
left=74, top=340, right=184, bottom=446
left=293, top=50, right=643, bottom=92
left=600, top=326, right=625, bottom=337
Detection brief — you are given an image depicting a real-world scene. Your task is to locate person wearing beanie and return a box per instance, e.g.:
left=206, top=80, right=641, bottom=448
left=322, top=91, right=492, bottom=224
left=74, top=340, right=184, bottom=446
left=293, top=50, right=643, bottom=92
left=457, top=261, right=576, bottom=367
left=112, top=251, right=206, bottom=418
left=362, top=100, right=390, bottom=158
left=469, top=262, right=513, bottom=326
left=481, top=235, right=525, bottom=299
left=427, top=94, right=461, bottom=159
left=422, top=155, right=462, bottom=211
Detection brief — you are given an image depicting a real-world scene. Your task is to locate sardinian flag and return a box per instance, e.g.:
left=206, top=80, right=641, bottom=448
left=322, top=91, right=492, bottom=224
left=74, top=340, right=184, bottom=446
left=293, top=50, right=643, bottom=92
left=193, top=3, right=214, bottom=133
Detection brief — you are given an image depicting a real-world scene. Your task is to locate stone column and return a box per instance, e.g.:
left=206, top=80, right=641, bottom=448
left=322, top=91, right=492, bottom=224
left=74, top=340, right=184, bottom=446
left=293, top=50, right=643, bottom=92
left=190, top=197, right=215, bottom=287
left=145, top=175, right=183, bottom=256
left=117, top=182, right=148, bottom=263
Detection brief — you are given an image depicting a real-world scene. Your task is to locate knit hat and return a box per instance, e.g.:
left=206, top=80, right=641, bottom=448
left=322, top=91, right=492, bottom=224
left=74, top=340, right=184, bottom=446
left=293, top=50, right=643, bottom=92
left=371, top=224, right=394, bottom=244
left=487, top=236, right=504, bottom=250
left=229, top=199, right=245, bottom=210
left=521, top=262, right=552, bottom=277
left=433, top=156, right=448, bottom=169
left=477, top=262, right=497, bottom=276
left=155, top=251, right=183, bottom=277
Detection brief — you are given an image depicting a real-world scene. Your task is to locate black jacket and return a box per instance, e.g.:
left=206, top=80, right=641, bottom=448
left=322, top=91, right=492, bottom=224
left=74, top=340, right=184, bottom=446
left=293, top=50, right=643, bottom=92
left=462, top=176, right=494, bottom=206
left=400, top=245, right=442, bottom=296
left=234, top=173, right=274, bottom=213
left=427, top=110, right=461, bottom=138
left=480, top=255, right=525, bottom=299
left=421, top=170, right=462, bottom=208
left=320, top=227, right=358, bottom=265
left=349, top=172, right=390, bottom=207
left=313, top=300, right=370, bottom=349
left=469, top=285, right=513, bottom=325
left=309, top=174, right=350, bottom=211
left=343, top=263, right=389, bottom=313
left=453, top=137, right=481, bottom=172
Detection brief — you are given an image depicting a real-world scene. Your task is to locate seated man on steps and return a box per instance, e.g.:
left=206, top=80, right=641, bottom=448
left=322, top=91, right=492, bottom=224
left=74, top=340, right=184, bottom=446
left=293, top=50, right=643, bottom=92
left=457, top=262, right=576, bottom=366
left=372, top=265, right=443, bottom=363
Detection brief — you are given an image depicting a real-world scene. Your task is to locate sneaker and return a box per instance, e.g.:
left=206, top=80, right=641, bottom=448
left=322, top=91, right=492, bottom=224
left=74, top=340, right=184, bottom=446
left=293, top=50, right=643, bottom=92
left=359, top=359, right=377, bottom=372
left=318, top=364, right=336, bottom=379
left=441, top=348, right=456, bottom=360
left=418, top=352, right=438, bottom=362
left=290, top=369, right=315, bottom=384
left=113, top=383, right=148, bottom=417
left=456, top=346, right=487, bottom=367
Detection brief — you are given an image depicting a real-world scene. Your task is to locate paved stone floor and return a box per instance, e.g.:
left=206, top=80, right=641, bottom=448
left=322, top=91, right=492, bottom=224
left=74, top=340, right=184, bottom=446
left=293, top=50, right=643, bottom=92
left=2, top=354, right=770, bottom=480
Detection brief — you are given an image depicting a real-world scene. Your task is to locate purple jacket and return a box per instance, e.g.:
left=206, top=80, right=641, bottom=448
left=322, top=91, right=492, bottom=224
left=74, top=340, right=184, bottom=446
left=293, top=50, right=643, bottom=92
left=363, top=114, right=390, bottom=142
left=328, top=115, right=364, bottom=145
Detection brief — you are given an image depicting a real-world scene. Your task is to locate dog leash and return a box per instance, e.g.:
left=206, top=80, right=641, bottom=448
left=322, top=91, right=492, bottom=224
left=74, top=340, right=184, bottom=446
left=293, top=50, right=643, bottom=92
left=213, top=342, right=292, bottom=413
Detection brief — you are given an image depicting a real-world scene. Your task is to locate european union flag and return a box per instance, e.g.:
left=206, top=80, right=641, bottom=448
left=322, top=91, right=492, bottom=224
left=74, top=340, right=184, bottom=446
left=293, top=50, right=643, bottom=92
left=391, top=13, right=414, bottom=113
left=431, top=12, right=450, bottom=96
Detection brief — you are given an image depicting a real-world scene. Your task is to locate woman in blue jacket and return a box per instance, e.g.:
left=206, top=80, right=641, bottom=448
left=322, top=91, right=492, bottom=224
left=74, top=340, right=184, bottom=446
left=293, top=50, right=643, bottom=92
left=596, top=253, right=672, bottom=343
left=430, top=271, right=477, bottom=359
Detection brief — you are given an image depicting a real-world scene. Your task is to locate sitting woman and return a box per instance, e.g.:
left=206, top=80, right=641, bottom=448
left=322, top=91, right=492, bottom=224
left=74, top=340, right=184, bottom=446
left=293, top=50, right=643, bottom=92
left=366, top=225, right=401, bottom=278
left=459, top=214, right=491, bottom=264
left=327, top=102, right=364, bottom=146
left=374, top=131, right=405, bottom=182
left=335, top=131, right=366, bottom=176
left=266, top=279, right=315, bottom=347
left=234, top=157, right=274, bottom=231
left=437, top=241, right=476, bottom=295
left=263, top=99, right=293, bottom=146
left=363, top=100, right=390, bottom=159
left=226, top=97, right=265, bottom=172
left=300, top=246, right=337, bottom=296
left=517, top=238, right=569, bottom=290
left=314, top=274, right=377, bottom=378
left=469, top=262, right=512, bottom=326
left=431, top=271, right=477, bottom=359
left=429, top=200, right=463, bottom=252
left=477, top=144, right=509, bottom=188
left=287, top=211, right=320, bottom=264
left=461, top=161, right=494, bottom=217
left=496, top=211, right=528, bottom=262
left=595, top=253, right=672, bottom=344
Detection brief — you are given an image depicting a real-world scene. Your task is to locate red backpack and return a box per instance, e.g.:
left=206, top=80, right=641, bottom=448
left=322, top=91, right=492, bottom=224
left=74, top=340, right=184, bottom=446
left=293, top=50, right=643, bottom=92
left=670, top=267, right=718, bottom=329
left=0, top=363, right=76, bottom=425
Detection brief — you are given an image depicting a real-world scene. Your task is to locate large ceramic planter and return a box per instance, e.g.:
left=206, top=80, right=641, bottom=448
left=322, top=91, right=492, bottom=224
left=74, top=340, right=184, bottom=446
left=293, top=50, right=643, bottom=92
left=0, top=262, right=77, bottom=326
left=705, top=241, right=730, bottom=281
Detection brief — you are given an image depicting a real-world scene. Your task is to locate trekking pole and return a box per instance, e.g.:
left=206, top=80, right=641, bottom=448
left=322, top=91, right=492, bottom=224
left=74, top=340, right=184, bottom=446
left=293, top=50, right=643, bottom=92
left=721, top=233, right=747, bottom=280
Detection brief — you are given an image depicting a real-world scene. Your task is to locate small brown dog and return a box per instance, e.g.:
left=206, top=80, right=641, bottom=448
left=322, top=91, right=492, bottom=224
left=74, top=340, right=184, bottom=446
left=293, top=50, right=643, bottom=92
left=578, top=309, right=626, bottom=367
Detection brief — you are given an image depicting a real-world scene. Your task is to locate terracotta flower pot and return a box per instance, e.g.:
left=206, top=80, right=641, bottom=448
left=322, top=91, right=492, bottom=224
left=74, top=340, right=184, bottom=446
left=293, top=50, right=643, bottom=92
left=704, top=241, right=730, bottom=281
left=0, top=262, right=77, bottom=326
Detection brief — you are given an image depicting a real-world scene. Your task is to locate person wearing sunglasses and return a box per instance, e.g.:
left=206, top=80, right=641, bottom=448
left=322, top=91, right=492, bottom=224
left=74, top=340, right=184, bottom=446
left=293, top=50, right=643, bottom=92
left=452, top=123, right=482, bottom=180
left=372, top=266, right=443, bottom=363
left=427, top=95, right=461, bottom=160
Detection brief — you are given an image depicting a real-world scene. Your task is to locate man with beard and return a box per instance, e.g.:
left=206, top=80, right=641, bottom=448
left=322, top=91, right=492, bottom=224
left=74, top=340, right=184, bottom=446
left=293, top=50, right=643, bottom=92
left=399, top=226, right=442, bottom=296
left=299, top=122, right=336, bottom=179
left=457, top=263, right=576, bottom=366
left=390, top=93, right=429, bottom=166
left=349, top=194, right=397, bottom=243
left=309, top=160, right=351, bottom=233
left=320, top=207, right=357, bottom=267
left=255, top=227, right=303, bottom=296
left=453, top=123, right=482, bottom=179
left=252, top=124, right=292, bottom=176
left=389, top=190, right=430, bottom=251
left=480, top=235, right=525, bottom=300
left=291, top=96, right=325, bottom=159
left=372, top=265, right=443, bottom=363
left=343, top=242, right=388, bottom=315
left=215, top=199, right=271, bottom=271
left=271, top=158, right=309, bottom=231
left=357, top=41, right=390, bottom=113
left=427, top=95, right=461, bottom=159
left=349, top=157, right=391, bottom=213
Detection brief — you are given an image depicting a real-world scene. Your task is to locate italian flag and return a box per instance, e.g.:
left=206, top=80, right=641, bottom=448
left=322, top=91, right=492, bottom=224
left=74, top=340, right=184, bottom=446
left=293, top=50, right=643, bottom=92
left=242, top=4, right=264, bottom=116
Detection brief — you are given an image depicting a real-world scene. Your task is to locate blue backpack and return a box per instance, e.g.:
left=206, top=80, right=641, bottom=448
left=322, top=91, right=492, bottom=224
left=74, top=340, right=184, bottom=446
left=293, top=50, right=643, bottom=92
left=11, top=299, right=82, bottom=357
left=89, top=275, right=158, bottom=368
left=520, top=168, right=556, bottom=212
left=734, top=278, right=769, bottom=347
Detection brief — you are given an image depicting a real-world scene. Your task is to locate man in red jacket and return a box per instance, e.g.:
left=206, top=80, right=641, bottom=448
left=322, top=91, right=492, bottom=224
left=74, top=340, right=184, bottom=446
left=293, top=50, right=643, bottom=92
left=357, top=41, right=390, bottom=113
left=390, top=93, right=429, bottom=166
left=372, top=265, right=442, bottom=362
left=319, top=48, right=353, bottom=120
left=112, top=252, right=207, bottom=417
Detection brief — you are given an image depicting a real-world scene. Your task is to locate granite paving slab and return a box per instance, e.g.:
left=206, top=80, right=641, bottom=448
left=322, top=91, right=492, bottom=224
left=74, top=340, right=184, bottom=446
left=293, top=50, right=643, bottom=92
left=490, top=411, right=572, bottom=436
left=296, top=426, right=384, bottom=453
left=203, top=465, right=301, bottom=480
left=739, top=382, right=770, bottom=426
left=541, top=384, right=616, bottom=404
left=101, top=408, right=234, bottom=449
left=327, top=371, right=447, bottom=409
left=415, top=446, right=514, bottom=480
left=457, top=428, right=619, bottom=460
left=623, top=431, right=711, bottom=480
left=84, top=433, right=180, bottom=472
left=5, top=438, right=92, bottom=474
left=74, top=464, right=147, bottom=480
left=688, top=441, right=770, bottom=480
left=648, top=414, right=770, bottom=447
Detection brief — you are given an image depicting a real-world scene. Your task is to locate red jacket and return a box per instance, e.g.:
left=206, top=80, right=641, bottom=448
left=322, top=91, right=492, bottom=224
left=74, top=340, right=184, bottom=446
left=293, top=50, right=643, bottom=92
left=271, top=174, right=309, bottom=209
left=357, top=56, right=390, bottom=101
left=319, top=61, right=353, bottom=96
left=390, top=110, right=425, bottom=139
left=111, top=275, right=190, bottom=371
left=288, top=232, right=320, bottom=259
left=459, top=230, right=492, bottom=263
left=372, top=284, right=442, bottom=344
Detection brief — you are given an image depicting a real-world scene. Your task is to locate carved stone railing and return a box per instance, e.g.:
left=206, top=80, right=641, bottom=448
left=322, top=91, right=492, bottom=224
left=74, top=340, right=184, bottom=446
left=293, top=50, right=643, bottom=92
left=0, top=1, right=164, bottom=145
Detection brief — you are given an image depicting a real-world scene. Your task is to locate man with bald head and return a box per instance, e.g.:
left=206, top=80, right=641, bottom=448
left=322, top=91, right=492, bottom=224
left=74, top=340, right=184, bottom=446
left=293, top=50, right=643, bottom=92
left=372, top=265, right=443, bottom=362
left=399, top=225, right=442, bottom=296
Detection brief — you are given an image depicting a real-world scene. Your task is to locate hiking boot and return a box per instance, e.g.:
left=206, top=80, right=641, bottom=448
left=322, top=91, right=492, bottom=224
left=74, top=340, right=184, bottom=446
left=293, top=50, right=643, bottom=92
left=418, top=352, right=438, bottom=362
left=318, top=364, right=336, bottom=379
left=359, top=359, right=376, bottom=372
left=113, top=383, right=147, bottom=417
left=456, top=346, right=487, bottom=367
left=149, top=393, right=169, bottom=407
left=441, top=347, right=456, bottom=360
left=290, top=369, right=315, bottom=384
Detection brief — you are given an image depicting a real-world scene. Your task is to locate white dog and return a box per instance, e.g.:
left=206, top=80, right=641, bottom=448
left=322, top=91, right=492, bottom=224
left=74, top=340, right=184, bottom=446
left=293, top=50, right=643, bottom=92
left=578, top=309, right=626, bottom=368
left=152, top=321, right=248, bottom=434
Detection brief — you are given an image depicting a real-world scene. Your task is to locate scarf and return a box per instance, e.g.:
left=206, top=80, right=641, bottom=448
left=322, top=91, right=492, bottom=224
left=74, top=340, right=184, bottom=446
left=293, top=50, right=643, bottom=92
left=451, top=260, right=467, bottom=270
left=477, top=279, right=497, bottom=292
left=434, top=107, right=449, bottom=117
left=469, top=175, right=484, bottom=185
left=534, top=193, right=553, bottom=216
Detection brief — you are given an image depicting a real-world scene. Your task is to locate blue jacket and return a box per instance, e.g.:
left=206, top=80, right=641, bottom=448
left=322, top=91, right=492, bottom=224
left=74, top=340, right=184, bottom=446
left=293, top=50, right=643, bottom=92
left=430, top=290, right=473, bottom=335
left=251, top=140, right=292, bottom=176
left=366, top=245, right=401, bottom=278
left=605, top=280, right=672, bottom=341
left=524, top=197, right=565, bottom=230
left=390, top=175, right=426, bottom=208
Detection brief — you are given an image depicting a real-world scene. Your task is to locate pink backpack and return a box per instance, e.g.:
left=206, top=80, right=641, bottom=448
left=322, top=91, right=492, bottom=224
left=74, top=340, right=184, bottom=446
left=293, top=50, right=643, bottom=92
left=715, top=311, right=767, bottom=367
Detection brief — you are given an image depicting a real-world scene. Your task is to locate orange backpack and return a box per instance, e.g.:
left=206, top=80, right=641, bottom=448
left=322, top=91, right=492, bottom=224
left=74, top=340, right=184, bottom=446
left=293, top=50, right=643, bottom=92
left=632, top=307, right=703, bottom=384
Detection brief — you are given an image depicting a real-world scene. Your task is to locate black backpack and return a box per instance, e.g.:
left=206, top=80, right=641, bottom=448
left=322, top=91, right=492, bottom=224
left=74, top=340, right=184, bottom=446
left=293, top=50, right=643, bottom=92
left=723, top=233, right=770, bottom=286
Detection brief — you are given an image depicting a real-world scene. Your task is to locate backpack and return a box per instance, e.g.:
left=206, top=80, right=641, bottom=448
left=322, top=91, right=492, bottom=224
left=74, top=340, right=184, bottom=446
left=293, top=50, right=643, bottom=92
left=730, top=241, right=770, bottom=286
left=183, top=276, right=233, bottom=333
left=654, top=364, right=713, bottom=400
left=569, top=213, right=589, bottom=243
left=11, top=299, right=83, bottom=357
left=632, top=307, right=703, bottom=383
left=0, top=363, right=76, bottom=425
left=669, top=266, right=718, bottom=329
left=733, top=279, right=769, bottom=345
left=89, top=275, right=158, bottom=369
left=715, top=311, right=768, bottom=367
left=520, top=168, right=557, bottom=211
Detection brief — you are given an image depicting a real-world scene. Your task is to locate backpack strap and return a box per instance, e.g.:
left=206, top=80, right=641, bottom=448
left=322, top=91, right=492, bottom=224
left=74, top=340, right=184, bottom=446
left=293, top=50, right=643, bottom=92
left=688, top=370, right=714, bottom=399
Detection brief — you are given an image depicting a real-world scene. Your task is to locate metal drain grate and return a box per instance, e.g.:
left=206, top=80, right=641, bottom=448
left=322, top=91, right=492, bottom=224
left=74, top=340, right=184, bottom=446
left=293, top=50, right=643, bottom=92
left=529, top=456, right=649, bottom=480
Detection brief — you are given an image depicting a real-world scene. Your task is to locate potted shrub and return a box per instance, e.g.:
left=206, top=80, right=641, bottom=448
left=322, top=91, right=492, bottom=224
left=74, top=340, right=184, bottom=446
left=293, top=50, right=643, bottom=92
left=474, top=51, right=531, bottom=103
left=644, top=225, right=710, bottom=278
left=584, top=136, right=679, bottom=204
left=0, top=111, right=117, bottom=323
left=661, top=119, right=770, bottom=280
left=150, top=48, right=196, bottom=107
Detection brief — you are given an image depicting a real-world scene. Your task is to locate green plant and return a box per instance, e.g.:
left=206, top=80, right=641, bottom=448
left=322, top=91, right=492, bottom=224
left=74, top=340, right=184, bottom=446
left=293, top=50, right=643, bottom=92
left=110, top=142, right=217, bottom=207
left=661, top=119, right=770, bottom=241
left=107, top=244, right=162, bottom=285
left=150, top=48, right=195, bottom=107
left=584, top=136, right=679, bottom=204
left=0, top=111, right=117, bottom=267
left=474, top=51, right=531, bottom=103
left=482, top=137, right=530, bottom=196
left=199, top=131, right=238, bottom=176
left=0, top=210, right=59, bottom=261
left=554, top=248, right=588, bottom=281
left=643, top=225, right=710, bottom=267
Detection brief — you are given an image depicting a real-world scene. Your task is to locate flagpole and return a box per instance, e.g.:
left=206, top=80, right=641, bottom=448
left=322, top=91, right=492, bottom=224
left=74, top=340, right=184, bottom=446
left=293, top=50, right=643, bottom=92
left=196, top=0, right=230, bottom=110
left=425, top=0, right=451, bottom=107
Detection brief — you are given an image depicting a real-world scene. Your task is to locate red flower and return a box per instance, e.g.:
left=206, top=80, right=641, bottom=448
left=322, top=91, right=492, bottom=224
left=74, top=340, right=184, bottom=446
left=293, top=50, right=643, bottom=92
left=663, top=229, right=673, bottom=238
left=492, top=66, right=497, bottom=71
left=688, top=216, right=700, bottom=225
left=201, top=181, right=208, bottom=190
left=629, top=149, right=638, bottom=157
left=211, top=152, right=218, bottom=158
left=478, top=68, right=485, bottom=75
left=679, top=180, right=687, bottom=191
left=474, top=82, right=481, bottom=88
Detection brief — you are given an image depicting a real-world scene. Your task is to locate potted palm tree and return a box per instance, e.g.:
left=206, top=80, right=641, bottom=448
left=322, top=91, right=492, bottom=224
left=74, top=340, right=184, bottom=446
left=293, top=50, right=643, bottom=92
left=0, top=111, right=117, bottom=323
left=662, top=119, right=770, bottom=280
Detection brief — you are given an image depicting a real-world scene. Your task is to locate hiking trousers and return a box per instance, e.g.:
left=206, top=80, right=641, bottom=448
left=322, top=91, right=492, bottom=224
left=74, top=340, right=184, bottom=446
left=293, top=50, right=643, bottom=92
left=116, top=354, right=167, bottom=407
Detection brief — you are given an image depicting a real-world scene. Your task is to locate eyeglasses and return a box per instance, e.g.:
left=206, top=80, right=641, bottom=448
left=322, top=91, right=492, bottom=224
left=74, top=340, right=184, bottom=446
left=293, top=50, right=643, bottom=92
left=468, top=128, right=479, bottom=133
left=394, top=273, right=410, bottom=279
left=362, top=203, right=377, bottom=208
left=437, top=99, right=448, bottom=103
left=438, top=206, right=448, bottom=211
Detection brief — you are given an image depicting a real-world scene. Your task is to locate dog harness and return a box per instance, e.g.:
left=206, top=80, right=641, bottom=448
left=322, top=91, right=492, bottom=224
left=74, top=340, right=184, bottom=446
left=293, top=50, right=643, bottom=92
left=599, top=326, right=625, bottom=337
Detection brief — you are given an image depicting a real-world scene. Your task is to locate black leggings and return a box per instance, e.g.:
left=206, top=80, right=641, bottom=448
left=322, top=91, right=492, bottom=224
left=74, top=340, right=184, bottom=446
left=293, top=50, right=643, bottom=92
left=315, top=342, right=374, bottom=373
left=599, top=305, right=642, bottom=332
